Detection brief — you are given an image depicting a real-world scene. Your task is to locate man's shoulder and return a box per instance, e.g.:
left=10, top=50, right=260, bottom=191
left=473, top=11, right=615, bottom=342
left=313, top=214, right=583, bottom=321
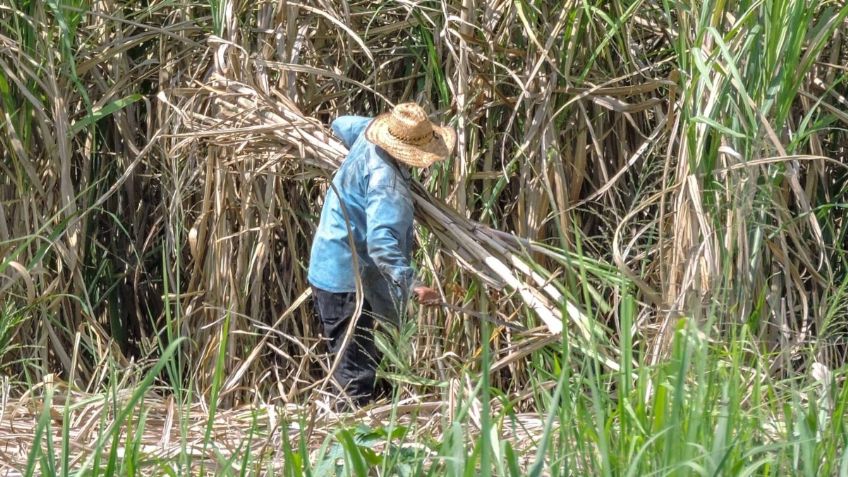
left=366, top=149, right=411, bottom=195
left=331, top=116, right=372, bottom=148
left=332, top=136, right=376, bottom=193
left=341, top=135, right=409, bottom=192
left=347, top=138, right=386, bottom=170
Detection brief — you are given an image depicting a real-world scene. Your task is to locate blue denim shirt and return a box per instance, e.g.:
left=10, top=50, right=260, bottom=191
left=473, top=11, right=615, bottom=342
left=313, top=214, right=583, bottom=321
left=308, top=116, right=415, bottom=322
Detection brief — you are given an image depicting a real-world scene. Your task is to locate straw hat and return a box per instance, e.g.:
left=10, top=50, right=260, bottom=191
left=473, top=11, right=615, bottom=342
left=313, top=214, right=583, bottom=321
left=365, top=103, right=456, bottom=168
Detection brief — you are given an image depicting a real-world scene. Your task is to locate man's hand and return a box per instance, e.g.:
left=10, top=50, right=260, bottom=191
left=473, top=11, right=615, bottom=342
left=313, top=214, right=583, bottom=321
left=413, top=286, right=441, bottom=306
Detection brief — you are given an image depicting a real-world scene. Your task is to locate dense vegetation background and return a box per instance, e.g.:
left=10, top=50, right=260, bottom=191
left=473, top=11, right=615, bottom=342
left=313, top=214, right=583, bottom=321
left=1, top=0, right=847, bottom=475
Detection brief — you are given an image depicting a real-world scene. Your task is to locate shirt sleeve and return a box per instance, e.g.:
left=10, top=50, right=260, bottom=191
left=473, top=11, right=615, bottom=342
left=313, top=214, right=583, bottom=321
left=365, top=164, right=416, bottom=313
left=331, top=116, right=371, bottom=149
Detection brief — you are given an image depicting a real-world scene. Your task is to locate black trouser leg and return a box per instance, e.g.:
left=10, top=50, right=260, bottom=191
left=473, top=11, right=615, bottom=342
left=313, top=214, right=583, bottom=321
left=312, top=286, right=380, bottom=405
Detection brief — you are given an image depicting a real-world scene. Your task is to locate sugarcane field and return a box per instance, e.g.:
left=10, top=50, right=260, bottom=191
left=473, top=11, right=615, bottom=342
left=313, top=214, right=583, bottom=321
left=1, top=0, right=848, bottom=475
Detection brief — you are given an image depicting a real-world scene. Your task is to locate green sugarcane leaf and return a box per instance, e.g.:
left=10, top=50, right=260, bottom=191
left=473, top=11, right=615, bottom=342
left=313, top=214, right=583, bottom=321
left=70, top=93, right=142, bottom=135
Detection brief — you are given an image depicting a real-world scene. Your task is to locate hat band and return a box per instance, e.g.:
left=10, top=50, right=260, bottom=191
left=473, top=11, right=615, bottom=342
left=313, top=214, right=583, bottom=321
left=387, top=122, right=437, bottom=146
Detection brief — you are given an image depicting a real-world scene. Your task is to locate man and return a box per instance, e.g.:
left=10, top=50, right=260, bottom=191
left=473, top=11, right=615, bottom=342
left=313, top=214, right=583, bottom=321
left=308, top=102, right=455, bottom=406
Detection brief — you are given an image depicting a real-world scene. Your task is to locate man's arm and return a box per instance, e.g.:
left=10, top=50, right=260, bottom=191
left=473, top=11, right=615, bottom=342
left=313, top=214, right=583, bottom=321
left=365, top=162, right=424, bottom=310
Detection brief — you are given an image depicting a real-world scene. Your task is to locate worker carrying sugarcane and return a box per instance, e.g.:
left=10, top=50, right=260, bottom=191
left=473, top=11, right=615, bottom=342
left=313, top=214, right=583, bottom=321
left=308, top=103, right=456, bottom=407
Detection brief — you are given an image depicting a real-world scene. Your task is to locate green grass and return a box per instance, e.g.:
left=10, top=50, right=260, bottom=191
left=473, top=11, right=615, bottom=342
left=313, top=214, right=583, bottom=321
left=8, top=293, right=848, bottom=476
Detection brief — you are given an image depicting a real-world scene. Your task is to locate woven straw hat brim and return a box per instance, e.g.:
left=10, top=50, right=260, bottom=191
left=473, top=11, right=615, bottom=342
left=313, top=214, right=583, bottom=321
left=365, top=113, right=456, bottom=168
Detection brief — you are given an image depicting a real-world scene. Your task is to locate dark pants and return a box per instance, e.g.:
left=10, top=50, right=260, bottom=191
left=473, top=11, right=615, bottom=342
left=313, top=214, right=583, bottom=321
left=312, top=286, right=380, bottom=405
